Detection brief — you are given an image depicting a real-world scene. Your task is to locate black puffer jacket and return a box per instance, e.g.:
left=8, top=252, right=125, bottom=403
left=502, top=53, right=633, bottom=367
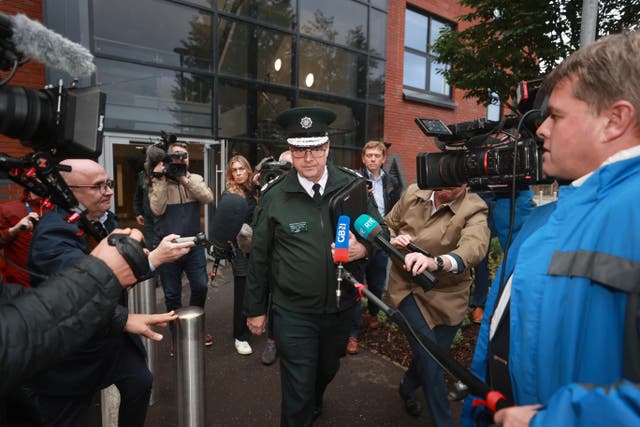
left=0, top=256, right=122, bottom=424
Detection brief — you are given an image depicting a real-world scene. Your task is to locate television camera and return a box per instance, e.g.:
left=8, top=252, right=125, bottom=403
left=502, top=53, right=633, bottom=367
left=148, top=131, right=188, bottom=180
left=415, top=80, right=553, bottom=192
left=0, top=11, right=108, bottom=241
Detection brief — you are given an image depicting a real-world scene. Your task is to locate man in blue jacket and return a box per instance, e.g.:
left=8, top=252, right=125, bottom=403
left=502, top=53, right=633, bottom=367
left=463, top=31, right=640, bottom=426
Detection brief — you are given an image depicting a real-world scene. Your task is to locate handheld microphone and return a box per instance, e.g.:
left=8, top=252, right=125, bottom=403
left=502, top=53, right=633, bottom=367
left=1, top=12, right=96, bottom=76
left=333, top=215, right=350, bottom=308
left=354, top=214, right=437, bottom=292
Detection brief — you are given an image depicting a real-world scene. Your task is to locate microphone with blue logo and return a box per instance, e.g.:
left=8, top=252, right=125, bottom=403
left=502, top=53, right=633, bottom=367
left=354, top=214, right=437, bottom=292
left=333, top=215, right=350, bottom=308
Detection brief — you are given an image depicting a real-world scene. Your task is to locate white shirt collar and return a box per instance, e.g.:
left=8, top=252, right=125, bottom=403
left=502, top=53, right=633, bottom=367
left=297, top=167, right=329, bottom=198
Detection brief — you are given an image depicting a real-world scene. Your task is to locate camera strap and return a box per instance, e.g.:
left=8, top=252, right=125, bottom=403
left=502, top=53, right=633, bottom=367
left=107, top=233, right=152, bottom=282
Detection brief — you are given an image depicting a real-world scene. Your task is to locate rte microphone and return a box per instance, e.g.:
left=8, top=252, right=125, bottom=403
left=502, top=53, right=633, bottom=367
left=354, top=214, right=437, bottom=292
left=333, top=215, right=350, bottom=308
left=0, top=12, right=96, bottom=76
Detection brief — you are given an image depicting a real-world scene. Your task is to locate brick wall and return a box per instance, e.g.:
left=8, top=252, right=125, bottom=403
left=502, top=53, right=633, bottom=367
left=385, top=0, right=487, bottom=184
left=0, top=1, right=45, bottom=200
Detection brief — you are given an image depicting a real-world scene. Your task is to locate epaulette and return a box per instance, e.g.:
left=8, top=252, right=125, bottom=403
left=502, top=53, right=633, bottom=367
left=337, top=166, right=364, bottom=179
left=259, top=173, right=286, bottom=195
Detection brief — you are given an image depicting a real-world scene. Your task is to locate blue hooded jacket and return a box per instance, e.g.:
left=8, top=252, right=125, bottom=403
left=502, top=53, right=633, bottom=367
left=462, top=154, right=640, bottom=426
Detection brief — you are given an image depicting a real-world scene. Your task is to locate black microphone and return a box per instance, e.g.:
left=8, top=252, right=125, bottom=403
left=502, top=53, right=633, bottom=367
left=0, top=11, right=96, bottom=76
left=208, top=193, right=248, bottom=283
left=354, top=214, right=437, bottom=292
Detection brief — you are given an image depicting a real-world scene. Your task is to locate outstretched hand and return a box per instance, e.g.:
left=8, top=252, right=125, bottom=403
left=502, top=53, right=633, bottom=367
left=124, top=311, right=178, bottom=341
left=148, top=234, right=194, bottom=267
left=91, top=228, right=143, bottom=286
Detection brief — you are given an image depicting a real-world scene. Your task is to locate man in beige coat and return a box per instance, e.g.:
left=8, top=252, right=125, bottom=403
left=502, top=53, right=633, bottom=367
left=386, top=183, right=489, bottom=426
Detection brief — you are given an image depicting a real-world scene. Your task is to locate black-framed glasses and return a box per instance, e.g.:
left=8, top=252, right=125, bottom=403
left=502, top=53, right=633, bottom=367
left=68, top=179, right=115, bottom=194
left=290, top=146, right=327, bottom=158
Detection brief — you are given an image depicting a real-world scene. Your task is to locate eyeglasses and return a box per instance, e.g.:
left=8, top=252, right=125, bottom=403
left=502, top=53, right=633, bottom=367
left=69, top=179, right=115, bottom=194
left=290, top=146, right=327, bottom=158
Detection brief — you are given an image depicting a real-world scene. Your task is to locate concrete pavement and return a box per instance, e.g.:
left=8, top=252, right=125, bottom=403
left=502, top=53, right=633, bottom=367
left=144, top=261, right=463, bottom=426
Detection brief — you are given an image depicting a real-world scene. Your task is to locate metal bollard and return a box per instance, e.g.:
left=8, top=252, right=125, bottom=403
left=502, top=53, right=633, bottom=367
left=175, top=306, right=206, bottom=427
left=131, top=277, right=159, bottom=405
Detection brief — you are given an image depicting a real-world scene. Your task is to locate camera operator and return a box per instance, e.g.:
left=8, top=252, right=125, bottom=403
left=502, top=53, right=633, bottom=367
left=463, top=31, right=640, bottom=427
left=1, top=227, right=163, bottom=425
left=149, top=140, right=215, bottom=347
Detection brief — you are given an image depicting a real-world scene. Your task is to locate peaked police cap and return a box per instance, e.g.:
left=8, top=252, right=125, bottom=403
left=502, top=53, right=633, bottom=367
left=276, top=106, right=337, bottom=147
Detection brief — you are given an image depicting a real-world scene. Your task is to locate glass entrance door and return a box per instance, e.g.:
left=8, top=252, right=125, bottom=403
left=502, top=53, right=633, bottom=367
left=101, top=132, right=221, bottom=241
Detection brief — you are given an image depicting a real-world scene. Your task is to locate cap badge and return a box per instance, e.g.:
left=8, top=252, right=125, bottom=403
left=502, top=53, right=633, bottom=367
left=300, top=116, right=313, bottom=129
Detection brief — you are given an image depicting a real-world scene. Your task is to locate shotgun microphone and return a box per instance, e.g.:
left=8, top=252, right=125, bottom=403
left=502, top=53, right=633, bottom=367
left=354, top=214, right=437, bottom=292
left=0, top=12, right=96, bottom=76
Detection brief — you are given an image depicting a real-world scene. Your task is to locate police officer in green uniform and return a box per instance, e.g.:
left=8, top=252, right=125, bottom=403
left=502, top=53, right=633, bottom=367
left=244, top=107, right=387, bottom=426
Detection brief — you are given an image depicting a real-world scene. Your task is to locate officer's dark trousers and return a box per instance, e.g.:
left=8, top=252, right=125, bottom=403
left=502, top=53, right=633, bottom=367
left=273, top=304, right=354, bottom=427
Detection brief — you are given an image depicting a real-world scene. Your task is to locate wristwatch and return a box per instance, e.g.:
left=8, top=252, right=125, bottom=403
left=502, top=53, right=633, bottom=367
left=434, top=256, right=445, bottom=271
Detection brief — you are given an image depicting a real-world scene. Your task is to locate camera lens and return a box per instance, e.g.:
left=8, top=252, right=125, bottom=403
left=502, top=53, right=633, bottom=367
left=0, top=86, right=56, bottom=147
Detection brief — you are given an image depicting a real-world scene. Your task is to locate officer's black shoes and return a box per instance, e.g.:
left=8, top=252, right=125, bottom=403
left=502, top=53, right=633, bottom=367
left=398, top=387, right=422, bottom=417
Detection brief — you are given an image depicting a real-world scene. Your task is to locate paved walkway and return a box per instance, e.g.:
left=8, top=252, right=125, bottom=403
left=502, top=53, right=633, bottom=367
left=144, top=261, right=463, bottom=426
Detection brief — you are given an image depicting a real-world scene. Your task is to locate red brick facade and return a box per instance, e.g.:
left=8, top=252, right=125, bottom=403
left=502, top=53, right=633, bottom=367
left=0, top=1, right=45, bottom=200
left=385, top=0, right=487, bottom=183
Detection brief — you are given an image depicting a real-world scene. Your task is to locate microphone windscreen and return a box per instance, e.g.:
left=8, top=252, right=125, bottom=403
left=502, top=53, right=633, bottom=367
left=213, top=193, right=248, bottom=244
left=333, top=215, right=350, bottom=263
left=354, top=214, right=381, bottom=241
left=11, top=14, right=96, bottom=76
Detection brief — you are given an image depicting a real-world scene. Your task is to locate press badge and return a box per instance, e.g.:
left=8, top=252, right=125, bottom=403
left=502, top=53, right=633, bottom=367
left=288, top=222, right=308, bottom=233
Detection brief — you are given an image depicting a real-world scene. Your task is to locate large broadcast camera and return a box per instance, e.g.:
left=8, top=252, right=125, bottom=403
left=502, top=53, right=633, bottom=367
left=0, top=12, right=105, bottom=159
left=0, top=11, right=108, bottom=240
left=415, top=80, right=553, bottom=191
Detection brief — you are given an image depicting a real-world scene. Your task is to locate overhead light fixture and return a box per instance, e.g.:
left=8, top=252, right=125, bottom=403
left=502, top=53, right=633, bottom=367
left=274, top=58, right=282, bottom=71
left=305, top=73, right=314, bottom=87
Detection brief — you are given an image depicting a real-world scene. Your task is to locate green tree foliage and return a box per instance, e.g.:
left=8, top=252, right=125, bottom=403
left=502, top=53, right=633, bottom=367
left=432, top=0, right=640, bottom=108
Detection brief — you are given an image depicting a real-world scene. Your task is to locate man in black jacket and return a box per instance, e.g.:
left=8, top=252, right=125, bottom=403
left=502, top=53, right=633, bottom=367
left=0, top=227, right=162, bottom=425
left=347, top=140, right=403, bottom=354
left=244, top=107, right=387, bottom=426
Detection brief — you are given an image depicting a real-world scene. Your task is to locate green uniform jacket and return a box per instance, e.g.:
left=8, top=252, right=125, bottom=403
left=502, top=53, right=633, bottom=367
left=243, top=164, right=387, bottom=316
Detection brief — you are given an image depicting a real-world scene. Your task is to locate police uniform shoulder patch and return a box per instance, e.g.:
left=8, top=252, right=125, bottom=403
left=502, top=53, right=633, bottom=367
left=260, top=173, right=286, bottom=194
left=337, top=166, right=363, bottom=178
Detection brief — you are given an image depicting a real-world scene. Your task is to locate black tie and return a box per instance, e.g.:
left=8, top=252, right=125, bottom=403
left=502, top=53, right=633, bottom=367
left=312, top=183, right=322, bottom=203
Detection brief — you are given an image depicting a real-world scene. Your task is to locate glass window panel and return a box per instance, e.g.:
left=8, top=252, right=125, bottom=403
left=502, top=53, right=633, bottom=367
left=218, top=83, right=249, bottom=139
left=95, top=59, right=213, bottom=136
left=299, top=40, right=367, bottom=99
left=429, top=18, right=448, bottom=56
left=298, top=97, right=365, bottom=155
left=487, top=92, right=501, bottom=121
left=300, top=0, right=367, bottom=50
left=370, top=0, right=387, bottom=10
left=367, top=105, right=384, bottom=142
left=403, top=52, right=426, bottom=90
left=368, top=58, right=385, bottom=102
left=218, top=80, right=293, bottom=140
left=217, top=0, right=296, bottom=30
left=429, top=60, right=450, bottom=95
left=93, top=0, right=212, bottom=71
left=217, top=18, right=292, bottom=85
left=369, top=9, right=387, bottom=58
left=404, top=9, right=428, bottom=52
